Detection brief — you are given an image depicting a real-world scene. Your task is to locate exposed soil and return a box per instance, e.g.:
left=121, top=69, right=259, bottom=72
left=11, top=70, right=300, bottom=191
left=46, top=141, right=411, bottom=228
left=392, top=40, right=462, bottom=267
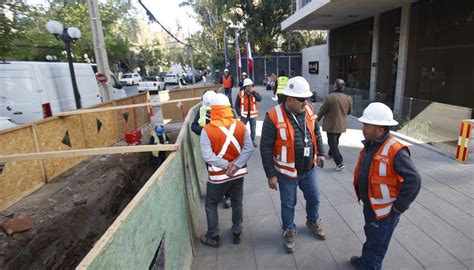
left=0, top=134, right=161, bottom=269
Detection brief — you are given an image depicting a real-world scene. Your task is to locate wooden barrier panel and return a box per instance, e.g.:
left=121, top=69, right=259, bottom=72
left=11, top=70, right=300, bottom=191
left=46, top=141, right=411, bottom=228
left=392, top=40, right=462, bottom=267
left=133, top=94, right=149, bottom=127
left=81, top=105, right=118, bottom=149
left=35, top=114, right=87, bottom=181
left=115, top=99, right=137, bottom=136
left=161, top=97, right=201, bottom=124
left=158, top=85, right=221, bottom=103
left=0, top=127, right=44, bottom=211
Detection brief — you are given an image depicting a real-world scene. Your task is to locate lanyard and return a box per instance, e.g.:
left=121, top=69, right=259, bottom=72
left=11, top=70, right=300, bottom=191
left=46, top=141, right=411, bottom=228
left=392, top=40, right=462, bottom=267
left=291, top=112, right=309, bottom=146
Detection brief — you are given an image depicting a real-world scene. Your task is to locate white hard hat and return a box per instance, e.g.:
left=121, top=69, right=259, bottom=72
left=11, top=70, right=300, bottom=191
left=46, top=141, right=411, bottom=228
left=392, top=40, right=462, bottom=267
left=358, top=102, right=399, bottom=126
left=243, top=78, right=253, bottom=87
left=212, top=93, right=230, bottom=106
left=224, top=68, right=229, bottom=72
left=242, top=72, right=247, bottom=76
left=282, top=76, right=312, bottom=98
left=202, top=91, right=216, bottom=109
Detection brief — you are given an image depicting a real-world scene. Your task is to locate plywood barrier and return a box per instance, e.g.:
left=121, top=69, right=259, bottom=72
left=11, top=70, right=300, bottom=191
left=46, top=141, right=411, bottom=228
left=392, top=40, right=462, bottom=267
left=0, top=92, right=151, bottom=211
left=161, top=97, right=202, bottom=124
left=158, top=84, right=222, bottom=103
left=78, top=104, right=205, bottom=270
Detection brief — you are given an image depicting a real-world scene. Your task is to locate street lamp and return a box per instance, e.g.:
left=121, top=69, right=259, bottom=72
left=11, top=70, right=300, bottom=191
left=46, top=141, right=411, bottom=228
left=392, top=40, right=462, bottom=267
left=46, top=20, right=82, bottom=109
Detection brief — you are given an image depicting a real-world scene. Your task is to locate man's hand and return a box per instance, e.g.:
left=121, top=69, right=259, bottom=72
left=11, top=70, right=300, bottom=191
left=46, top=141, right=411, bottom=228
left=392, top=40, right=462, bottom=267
left=317, top=156, right=325, bottom=168
left=268, top=176, right=278, bottom=190
left=226, top=161, right=240, bottom=177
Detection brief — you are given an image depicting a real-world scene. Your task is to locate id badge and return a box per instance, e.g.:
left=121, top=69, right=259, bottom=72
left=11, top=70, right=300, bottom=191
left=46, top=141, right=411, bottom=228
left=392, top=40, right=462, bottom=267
left=304, top=147, right=310, bottom=157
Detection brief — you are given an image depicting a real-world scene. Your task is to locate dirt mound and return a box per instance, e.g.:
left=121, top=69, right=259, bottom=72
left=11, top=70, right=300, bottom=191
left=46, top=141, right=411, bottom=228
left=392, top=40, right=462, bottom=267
left=0, top=151, right=157, bottom=269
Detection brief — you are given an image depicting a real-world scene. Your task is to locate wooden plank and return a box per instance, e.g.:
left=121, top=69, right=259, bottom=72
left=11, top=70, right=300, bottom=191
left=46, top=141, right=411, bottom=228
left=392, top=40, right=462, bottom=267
left=56, top=102, right=161, bottom=116
left=0, top=144, right=179, bottom=162
left=31, top=124, right=47, bottom=182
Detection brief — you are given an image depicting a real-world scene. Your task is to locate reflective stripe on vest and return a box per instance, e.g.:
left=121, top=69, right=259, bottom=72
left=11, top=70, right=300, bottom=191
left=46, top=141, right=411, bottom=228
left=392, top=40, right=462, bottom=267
left=198, top=106, right=208, bottom=127
left=222, top=75, right=232, bottom=89
left=205, top=122, right=248, bottom=183
left=276, top=76, right=288, bottom=94
left=269, top=104, right=318, bottom=179
left=353, top=136, right=407, bottom=220
left=239, top=90, right=258, bottom=119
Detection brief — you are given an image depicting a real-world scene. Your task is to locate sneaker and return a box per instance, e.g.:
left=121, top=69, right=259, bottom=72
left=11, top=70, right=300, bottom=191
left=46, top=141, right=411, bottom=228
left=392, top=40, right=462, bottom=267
left=253, top=142, right=258, bottom=148
left=200, top=233, right=220, bottom=247
left=335, top=164, right=345, bottom=171
left=350, top=256, right=361, bottom=269
left=223, top=197, right=231, bottom=209
left=232, top=232, right=241, bottom=245
left=283, top=228, right=297, bottom=253
left=306, top=219, right=326, bottom=240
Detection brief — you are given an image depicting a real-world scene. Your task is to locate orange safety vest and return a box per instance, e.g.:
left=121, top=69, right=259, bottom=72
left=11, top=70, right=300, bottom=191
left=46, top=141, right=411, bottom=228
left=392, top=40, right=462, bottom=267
left=353, top=136, right=409, bottom=220
left=268, top=103, right=319, bottom=179
left=239, top=90, right=258, bottom=119
left=222, top=75, right=233, bottom=89
left=204, top=121, right=248, bottom=183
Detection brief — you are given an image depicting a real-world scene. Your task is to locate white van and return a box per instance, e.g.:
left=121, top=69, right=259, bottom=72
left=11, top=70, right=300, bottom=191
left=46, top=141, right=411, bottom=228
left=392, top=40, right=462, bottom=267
left=0, top=61, right=126, bottom=125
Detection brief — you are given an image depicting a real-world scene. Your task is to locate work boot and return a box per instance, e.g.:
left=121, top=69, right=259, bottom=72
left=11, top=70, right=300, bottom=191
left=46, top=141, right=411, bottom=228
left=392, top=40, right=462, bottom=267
left=223, top=197, right=231, bottom=209
left=350, top=256, right=361, bottom=269
left=232, top=232, right=241, bottom=245
left=306, top=219, right=326, bottom=240
left=253, top=142, right=258, bottom=148
left=283, top=228, right=297, bottom=253
left=200, top=233, right=220, bottom=247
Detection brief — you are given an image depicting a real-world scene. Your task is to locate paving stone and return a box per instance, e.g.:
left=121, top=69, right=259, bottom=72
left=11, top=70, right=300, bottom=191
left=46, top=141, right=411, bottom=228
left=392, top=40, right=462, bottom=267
left=394, top=224, right=458, bottom=267
left=321, top=182, right=357, bottom=206
left=425, top=262, right=468, bottom=270
left=462, top=259, right=472, bottom=269
left=293, top=240, right=339, bottom=270
left=382, top=239, right=424, bottom=270
left=445, top=215, right=474, bottom=240
left=248, top=213, right=282, bottom=250
left=192, top=255, right=217, bottom=270
left=216, top=251, right=256, bottom=270
left=334, top=203, right=365, bottom=232
left=325, top=234, right=362, bottom=270
left=217, top=218, right=252, bottom=256
left=415, top=189, right=465, bottom=218
left=254, top=245, right=297, bottom=270
left=245, top=192, right=276, bottom=217
left=426, top=186, right=473, bottom=215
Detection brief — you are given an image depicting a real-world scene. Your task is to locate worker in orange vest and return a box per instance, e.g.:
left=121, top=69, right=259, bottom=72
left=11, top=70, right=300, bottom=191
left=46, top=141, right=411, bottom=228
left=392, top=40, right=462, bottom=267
left=220, top=68, right=234, bottom=105
left=200, top=93, right=253, bottom=247
left=235, top=78, right=262, bottom=147
left=350, top=102, right=421, bottom=270
left=260, top=76, right=326, bottom=253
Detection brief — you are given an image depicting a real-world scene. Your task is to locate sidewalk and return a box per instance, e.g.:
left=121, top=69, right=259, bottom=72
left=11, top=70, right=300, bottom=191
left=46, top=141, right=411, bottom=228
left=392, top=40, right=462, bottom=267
left=192, top=88, right=473, bottom=270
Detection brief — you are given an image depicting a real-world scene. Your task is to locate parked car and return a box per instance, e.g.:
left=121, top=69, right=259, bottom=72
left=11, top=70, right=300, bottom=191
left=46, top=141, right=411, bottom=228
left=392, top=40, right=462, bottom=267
left=186, top=70, right=202, bottom=83
left=164, top=73, right=179, bottom=85
left=137, top=76, right=166, bottom=94
left=119, top=73, right=141, bottom=86
left=0, top=116, right=18, bottom=131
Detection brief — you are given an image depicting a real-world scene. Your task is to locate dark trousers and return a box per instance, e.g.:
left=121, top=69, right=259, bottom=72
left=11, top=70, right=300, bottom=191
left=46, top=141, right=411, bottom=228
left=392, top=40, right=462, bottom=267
left=240, top=117, right=256, bottom=143
left=224, top=88, right=233, bottom=106
left=360, top=203, right=400, bottom=270
left=327, top=132, right=343, bottom=166
left=205, top=178, right=244, bottom=237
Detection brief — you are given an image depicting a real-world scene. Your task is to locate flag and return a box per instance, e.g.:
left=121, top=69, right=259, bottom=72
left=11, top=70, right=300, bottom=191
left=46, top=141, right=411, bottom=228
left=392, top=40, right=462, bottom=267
left=224, top=32, right=230, bottom=69
left=235, top=31, right=241, bottom=79
left=246, top=33, right=253, bottom=77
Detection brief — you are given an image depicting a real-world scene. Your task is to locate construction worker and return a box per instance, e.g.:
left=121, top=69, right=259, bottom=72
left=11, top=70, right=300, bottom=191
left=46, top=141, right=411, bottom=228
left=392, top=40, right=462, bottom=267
left=191, top=90, right=216, bottom=136
left=260, top=76, right=326, bottom=254
left=200, top=93, right=253, bottom=247
left=191, top=90, right=232, bottom=208
left=220, top=68, right=234, bottom=105
left=350, top=102, right=421, bottom=270
left=238, top=72, right=248, bottom=90
left=235, top=78, right=262, bottom=147
left=275, top=70, right=289, bottom=104
left=149, top=125, right=170, bottom=167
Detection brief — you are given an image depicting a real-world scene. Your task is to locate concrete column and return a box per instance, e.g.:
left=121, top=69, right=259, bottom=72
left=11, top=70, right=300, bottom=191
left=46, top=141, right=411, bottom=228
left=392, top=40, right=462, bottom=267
left=369, top=15, right=380, bottom=101
left=393, top=4, right=411, bottom=117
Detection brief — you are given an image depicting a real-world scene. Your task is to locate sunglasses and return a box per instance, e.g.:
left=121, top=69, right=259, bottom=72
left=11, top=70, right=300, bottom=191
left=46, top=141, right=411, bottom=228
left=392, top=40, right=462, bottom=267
left=293, top=97, right=307, bottom=103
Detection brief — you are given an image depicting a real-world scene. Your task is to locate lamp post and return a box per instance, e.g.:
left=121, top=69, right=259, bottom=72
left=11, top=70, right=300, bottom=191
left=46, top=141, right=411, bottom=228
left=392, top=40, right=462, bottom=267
left=46, top=20, right=82, bottom=109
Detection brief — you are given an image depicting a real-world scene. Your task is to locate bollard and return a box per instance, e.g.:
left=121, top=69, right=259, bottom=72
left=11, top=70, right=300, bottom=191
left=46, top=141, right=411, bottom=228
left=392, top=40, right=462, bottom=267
left=455, top=119, right=473, bottom=164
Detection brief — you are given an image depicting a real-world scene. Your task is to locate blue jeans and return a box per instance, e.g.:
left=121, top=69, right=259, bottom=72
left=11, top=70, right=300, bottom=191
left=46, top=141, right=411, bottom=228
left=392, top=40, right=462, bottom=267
left=360, top=203, right=400, bottom=270
left=240, top=117, right=256, bottom=143
left=277, top=168, right=320, bottom=230
left=205, top=178, right=243, bottom=237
